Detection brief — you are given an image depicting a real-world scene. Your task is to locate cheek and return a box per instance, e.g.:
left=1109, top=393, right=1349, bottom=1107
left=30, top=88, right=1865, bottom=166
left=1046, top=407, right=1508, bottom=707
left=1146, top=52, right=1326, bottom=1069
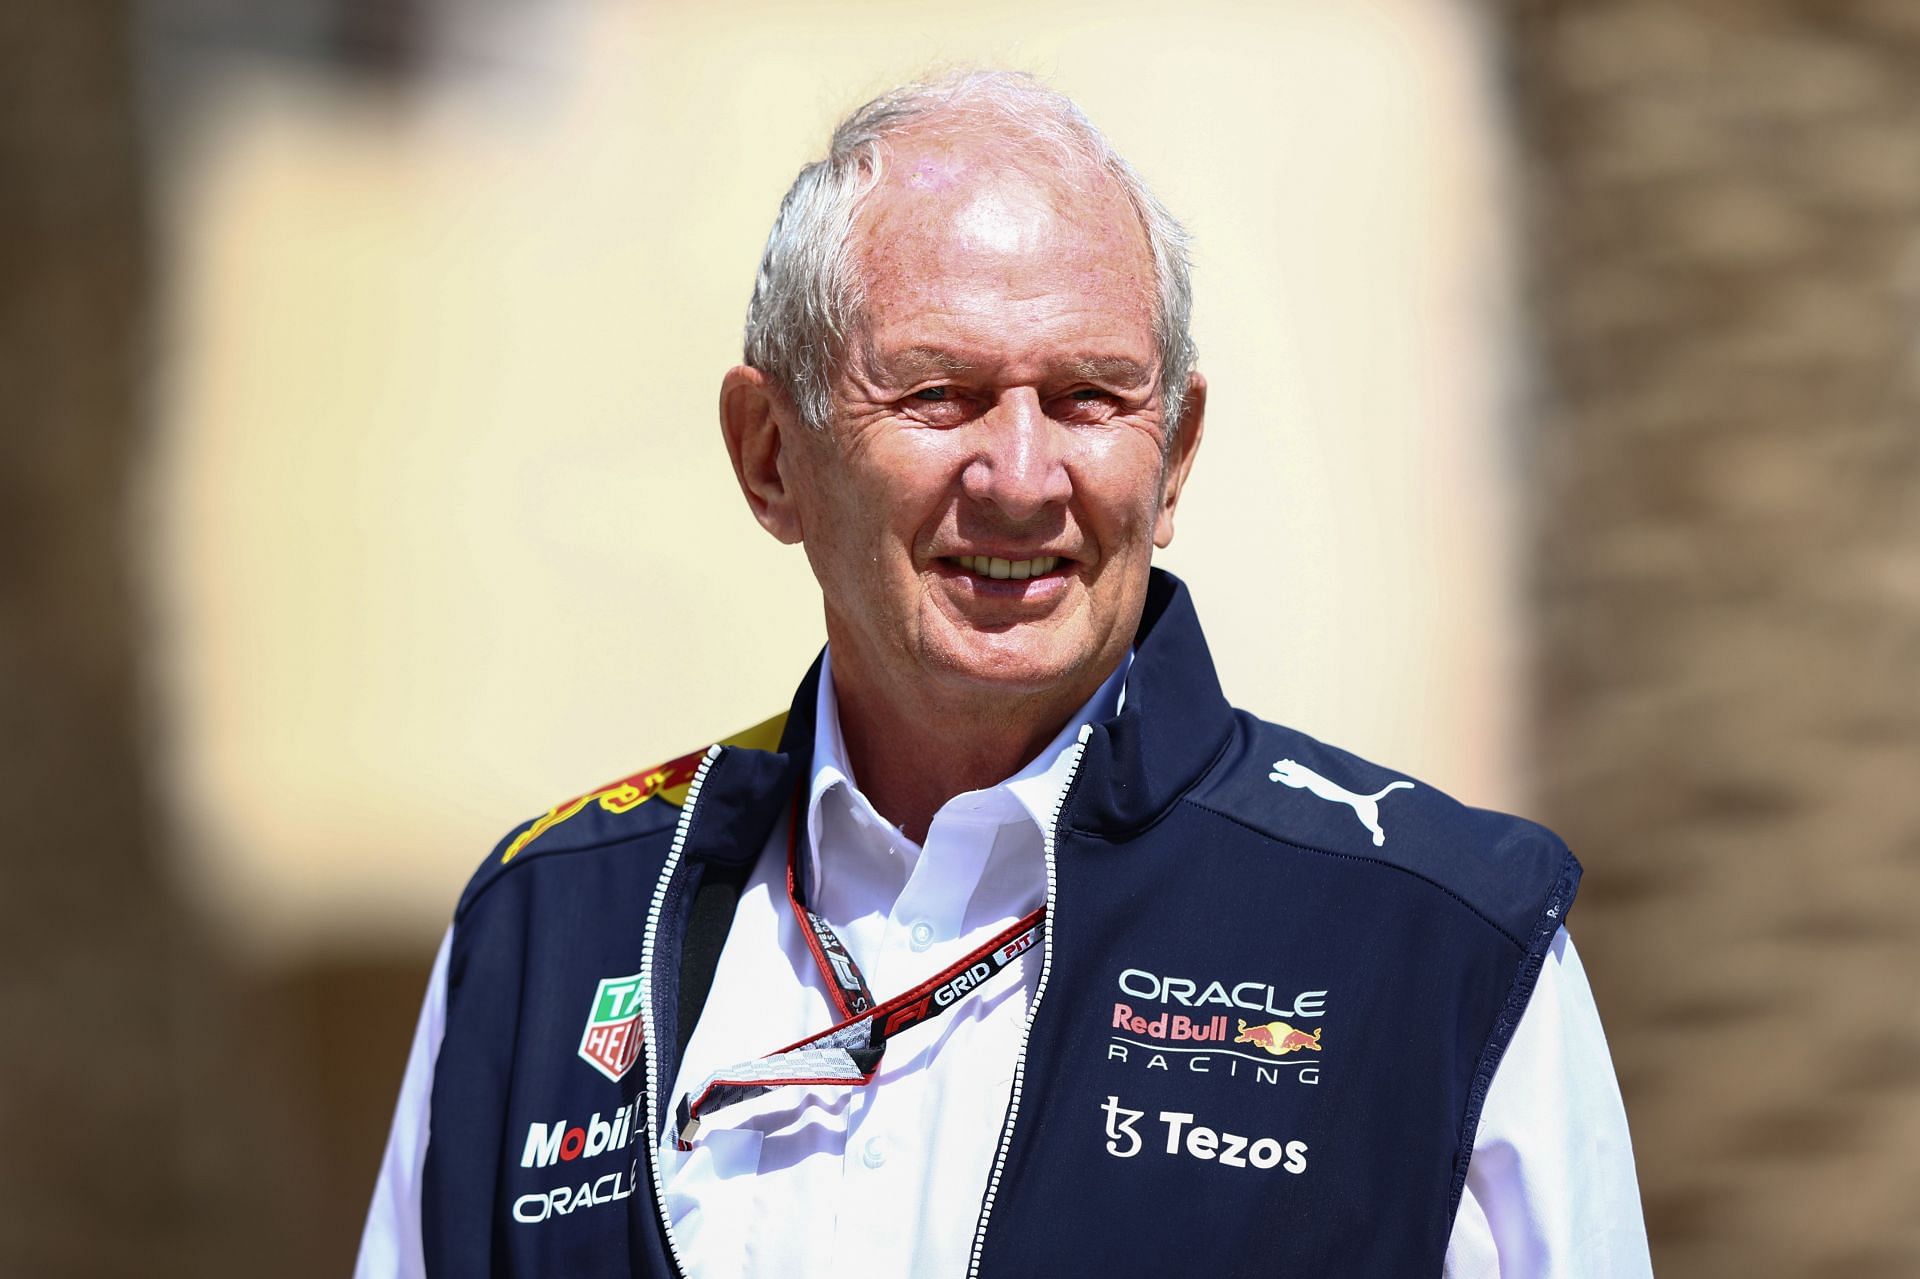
left=1073, top=439, right=1168, bottom=541
left=870, top=436, right=967, bottom=535
left=797, top=447, right=943, bottom=576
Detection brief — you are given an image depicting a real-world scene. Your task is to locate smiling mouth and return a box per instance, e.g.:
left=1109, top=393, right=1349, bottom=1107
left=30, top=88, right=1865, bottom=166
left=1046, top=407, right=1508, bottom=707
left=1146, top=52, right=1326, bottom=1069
left=947, top=554, right=1064, bottom=582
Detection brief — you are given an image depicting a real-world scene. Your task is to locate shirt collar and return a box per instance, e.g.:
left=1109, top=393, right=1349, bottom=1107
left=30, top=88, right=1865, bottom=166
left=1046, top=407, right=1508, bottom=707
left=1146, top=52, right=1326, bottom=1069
left=804, top=648, right=1132, bottom=892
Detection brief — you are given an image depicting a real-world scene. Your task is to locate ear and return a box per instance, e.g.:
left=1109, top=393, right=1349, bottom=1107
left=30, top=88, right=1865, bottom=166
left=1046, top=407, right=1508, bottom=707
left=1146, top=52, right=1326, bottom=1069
left=1153, top=370, right=1207, bottom=549
left=720, top=365, right=805, bottom=545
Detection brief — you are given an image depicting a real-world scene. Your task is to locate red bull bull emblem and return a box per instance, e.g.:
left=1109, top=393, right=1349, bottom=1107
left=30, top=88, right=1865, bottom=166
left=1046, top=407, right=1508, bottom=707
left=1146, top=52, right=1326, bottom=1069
left=578, top=973, right=645, bottom=1082
left=1233, top=1019, right=1323, bottom=1056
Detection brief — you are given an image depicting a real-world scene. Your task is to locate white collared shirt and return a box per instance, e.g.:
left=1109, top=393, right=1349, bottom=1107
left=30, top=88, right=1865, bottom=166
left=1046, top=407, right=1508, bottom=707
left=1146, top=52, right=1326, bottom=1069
left=658, top=649, right=1125, bottom=1276
left=357, top=649, right=1652, bottom=1278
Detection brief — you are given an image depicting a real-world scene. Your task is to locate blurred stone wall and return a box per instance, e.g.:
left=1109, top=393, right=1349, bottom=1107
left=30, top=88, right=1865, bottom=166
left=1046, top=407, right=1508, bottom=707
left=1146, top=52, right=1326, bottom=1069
left=0, top=7, right=422, bottom=1275
left=1502, top=2, right=1920, bottom=1275
left=0, top=6, right=185, bottom=1274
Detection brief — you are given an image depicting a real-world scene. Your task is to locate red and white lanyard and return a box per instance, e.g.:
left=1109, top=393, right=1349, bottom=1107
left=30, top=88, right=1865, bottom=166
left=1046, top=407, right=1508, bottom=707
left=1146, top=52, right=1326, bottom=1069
left=672, top=791, right=1045, bottom=1149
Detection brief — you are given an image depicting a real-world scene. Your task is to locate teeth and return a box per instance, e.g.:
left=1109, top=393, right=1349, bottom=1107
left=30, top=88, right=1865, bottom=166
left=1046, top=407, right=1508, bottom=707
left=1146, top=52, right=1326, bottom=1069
left=954, top=555, right=1060, bottom=580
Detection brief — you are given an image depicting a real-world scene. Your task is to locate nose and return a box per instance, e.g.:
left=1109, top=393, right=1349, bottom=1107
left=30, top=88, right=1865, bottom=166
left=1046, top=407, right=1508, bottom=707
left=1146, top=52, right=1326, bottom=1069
left=960, top=387, right=1072, bottom=519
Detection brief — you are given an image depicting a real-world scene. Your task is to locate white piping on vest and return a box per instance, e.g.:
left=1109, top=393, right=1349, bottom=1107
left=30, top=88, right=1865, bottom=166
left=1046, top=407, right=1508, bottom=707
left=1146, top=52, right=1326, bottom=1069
left=967, top=722, right=1093, bottom=1277
left=639, top=743, right=721, bottom=1277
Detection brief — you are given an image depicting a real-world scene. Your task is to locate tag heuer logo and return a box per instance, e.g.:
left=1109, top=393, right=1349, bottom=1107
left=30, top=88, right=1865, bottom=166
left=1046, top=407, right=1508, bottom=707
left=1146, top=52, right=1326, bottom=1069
left=579, top=973, right=645, bottom=1082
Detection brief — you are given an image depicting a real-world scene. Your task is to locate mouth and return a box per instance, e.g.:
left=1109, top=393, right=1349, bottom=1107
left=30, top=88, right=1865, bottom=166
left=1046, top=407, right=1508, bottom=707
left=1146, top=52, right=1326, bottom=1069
left=944, top=554, right=1066, bottom=583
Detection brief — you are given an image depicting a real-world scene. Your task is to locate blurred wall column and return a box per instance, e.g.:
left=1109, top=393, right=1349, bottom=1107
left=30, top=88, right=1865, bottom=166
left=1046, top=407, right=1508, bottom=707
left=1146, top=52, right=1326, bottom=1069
left=1502, top=2, right=1920, bottom=1275
left=0, top=3, right=184, bottom=1273
left=0, top=5, right=325, bottom=1275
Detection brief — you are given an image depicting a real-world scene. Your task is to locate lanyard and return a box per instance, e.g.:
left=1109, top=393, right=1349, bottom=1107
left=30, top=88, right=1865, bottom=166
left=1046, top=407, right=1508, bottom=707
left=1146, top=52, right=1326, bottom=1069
left=672, top=790, right=1045, bottom=1149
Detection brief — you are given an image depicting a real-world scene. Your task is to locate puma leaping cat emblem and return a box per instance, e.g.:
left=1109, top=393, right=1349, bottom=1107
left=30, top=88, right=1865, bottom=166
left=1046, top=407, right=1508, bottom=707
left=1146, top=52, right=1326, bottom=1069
left=1268, top=759, right=1414, bottom=847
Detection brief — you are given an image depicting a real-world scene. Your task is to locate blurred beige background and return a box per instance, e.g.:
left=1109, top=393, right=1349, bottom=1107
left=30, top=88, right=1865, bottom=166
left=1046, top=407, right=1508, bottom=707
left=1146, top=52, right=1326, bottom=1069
left=149, top=0, right=1523, bottom=959
left=6, top=1, right=1917, bottom=1276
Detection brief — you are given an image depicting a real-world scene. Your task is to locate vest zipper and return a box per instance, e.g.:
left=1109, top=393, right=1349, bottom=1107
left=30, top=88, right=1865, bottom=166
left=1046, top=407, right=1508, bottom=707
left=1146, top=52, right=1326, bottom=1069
left=966, top=723, right=1093, bottom=1278
left=638, top=743, right=721, bottom=1278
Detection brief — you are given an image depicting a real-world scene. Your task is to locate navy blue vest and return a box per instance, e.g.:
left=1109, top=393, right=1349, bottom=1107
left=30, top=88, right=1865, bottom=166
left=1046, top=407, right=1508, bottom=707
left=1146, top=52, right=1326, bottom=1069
left=421, top=571, right=1577, bottom=1277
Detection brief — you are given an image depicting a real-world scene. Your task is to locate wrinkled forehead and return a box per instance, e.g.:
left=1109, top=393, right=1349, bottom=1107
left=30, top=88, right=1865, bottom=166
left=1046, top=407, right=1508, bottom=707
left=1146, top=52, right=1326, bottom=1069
left=846, top=131, right=1157, bottom=317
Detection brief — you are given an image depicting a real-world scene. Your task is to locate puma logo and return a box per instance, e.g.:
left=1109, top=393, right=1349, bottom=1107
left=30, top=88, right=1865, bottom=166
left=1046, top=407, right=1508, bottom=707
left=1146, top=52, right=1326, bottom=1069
left=1268, top=759, right=1414, bottom=847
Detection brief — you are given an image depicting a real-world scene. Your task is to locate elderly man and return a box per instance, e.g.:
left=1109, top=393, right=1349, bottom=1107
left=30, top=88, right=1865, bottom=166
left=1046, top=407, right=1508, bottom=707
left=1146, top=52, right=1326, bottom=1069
left=359, top=72, right=1651, bottom=1278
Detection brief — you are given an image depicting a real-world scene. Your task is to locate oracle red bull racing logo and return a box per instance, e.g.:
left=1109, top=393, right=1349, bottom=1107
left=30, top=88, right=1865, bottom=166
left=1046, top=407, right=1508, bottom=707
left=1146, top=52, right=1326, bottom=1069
left=579, top=973, right=644, bottom=1082
left=1106, top=966, right=1329, bottom=1087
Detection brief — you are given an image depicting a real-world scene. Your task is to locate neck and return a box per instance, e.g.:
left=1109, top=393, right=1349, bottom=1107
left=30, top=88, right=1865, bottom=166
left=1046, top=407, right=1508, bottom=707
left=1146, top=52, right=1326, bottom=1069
left=827, top=651, right=1113, bottom=845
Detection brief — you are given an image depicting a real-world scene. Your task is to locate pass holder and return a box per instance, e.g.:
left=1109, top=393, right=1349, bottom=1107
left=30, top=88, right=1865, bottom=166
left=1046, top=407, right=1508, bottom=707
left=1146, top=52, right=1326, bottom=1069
left=672, top=790, right=1044, bottom=1149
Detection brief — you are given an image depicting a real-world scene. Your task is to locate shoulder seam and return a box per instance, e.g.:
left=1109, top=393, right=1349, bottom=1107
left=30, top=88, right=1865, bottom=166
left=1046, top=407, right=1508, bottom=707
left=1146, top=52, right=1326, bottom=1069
left=1179, top=796, right=1528, bottom=951
left=458, top=818, right=678, bottom=920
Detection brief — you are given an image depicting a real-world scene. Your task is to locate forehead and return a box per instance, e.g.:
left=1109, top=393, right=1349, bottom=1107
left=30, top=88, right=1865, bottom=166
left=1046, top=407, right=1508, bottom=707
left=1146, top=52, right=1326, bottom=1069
left=846, top=133, right=1158, bottom=367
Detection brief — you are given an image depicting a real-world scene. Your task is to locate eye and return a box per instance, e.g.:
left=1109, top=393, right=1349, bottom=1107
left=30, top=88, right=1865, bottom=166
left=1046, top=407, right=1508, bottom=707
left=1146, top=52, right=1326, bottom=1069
left=898, top=384, right=975, bottom=426
left=1049, top=386, right=1120, bottom=422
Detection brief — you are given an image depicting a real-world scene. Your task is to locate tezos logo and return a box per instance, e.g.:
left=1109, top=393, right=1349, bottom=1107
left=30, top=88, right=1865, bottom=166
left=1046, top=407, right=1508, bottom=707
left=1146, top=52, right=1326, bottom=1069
left=579, top=972, right=644, bottom=1082
left=1101, top=1096, right=1308, bottom=1173
left=1102, top=1095, right=1146, bottom=1157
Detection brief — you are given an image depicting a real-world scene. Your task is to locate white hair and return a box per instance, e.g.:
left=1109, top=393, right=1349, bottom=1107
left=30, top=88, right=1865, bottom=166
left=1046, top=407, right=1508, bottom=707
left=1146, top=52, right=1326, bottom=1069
left=742, top=70, right=1197, bottom=435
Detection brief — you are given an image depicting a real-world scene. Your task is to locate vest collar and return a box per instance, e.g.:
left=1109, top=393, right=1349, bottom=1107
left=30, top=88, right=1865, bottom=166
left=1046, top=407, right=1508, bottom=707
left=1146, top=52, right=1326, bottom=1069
left=1068, top=568, right=1235, bottom=840
left=709, top=567, right=1233, bottom=857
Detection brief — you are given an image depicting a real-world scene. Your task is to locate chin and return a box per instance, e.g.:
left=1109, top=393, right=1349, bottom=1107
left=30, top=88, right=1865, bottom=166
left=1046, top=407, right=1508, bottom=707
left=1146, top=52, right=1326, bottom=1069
left=920, top=629, right=1097, bottom=698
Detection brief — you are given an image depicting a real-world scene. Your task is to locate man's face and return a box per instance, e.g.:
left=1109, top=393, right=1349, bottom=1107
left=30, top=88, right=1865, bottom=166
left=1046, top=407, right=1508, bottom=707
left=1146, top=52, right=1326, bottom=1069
left=776, top=138, right=1201, bottom=708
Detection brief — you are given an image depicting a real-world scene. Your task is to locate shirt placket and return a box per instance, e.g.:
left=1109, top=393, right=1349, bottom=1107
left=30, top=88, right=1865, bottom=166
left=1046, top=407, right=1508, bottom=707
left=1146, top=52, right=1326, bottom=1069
left=828, top=799, right=1013, bottom=1277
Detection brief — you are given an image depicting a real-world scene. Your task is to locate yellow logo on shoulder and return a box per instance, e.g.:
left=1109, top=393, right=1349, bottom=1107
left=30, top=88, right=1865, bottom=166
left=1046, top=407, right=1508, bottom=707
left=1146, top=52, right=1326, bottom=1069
left=499, top=712, right=787, bottom=864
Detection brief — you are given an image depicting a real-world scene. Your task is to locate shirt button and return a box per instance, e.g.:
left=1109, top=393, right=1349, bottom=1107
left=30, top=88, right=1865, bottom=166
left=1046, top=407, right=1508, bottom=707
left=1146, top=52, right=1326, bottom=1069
left=862, top=1137, right=886, bottom=1169
left=909, top=921, right=935, bottom=952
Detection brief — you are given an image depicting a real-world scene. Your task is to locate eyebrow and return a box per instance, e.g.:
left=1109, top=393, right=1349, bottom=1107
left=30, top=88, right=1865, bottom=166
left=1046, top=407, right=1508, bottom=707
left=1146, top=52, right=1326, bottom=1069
left=875, top=347, right=1153, bottom=387
left=1062, top=356, right=1153, bottom=387
left=880, top=347, right=977, bottom=379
